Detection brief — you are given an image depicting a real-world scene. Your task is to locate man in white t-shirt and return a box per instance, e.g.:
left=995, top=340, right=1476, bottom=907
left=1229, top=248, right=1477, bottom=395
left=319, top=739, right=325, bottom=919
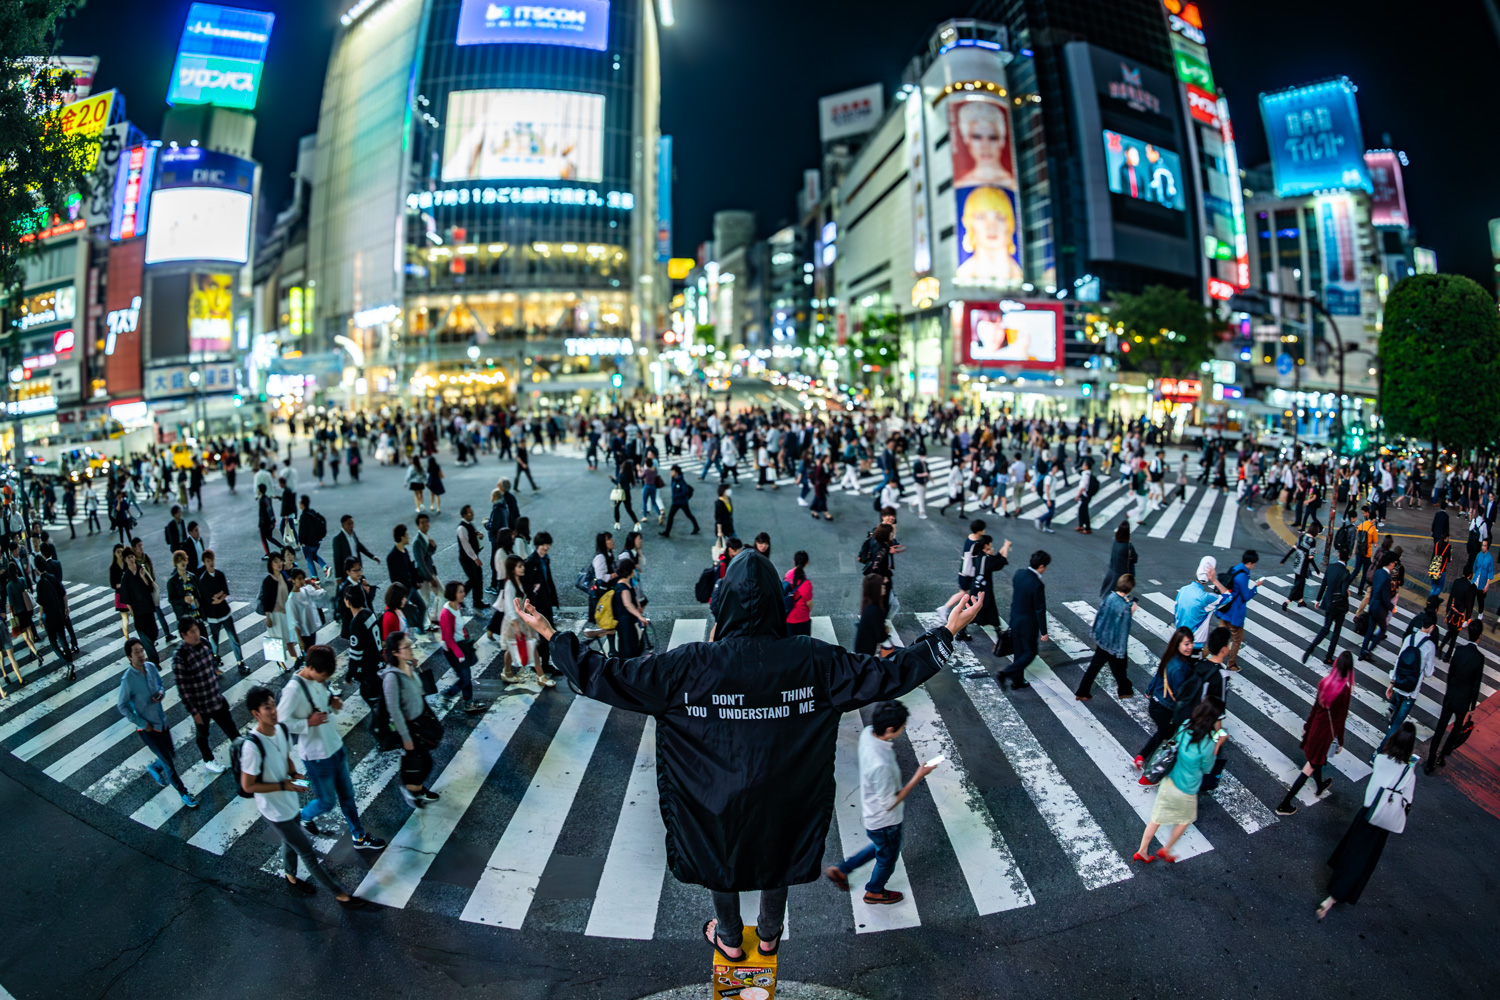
left=278, top=646, right=386, bottom=851
left=240, top=685, right=366, bottom=908
left=822, top=700, right=937, bottom=905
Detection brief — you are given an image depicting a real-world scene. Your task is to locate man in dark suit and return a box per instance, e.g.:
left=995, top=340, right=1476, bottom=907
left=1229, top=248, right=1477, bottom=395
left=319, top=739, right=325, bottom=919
left=332, top=514, right=378, bottom=583
left=999, top=550, right=1051, bottom=690
left=1358, top=558, right=1395, bottom=662
left=1427, top=618, right=1485, bottom=774
left=523, top=531, right=559, bottom=676
left=164, top=505, right=190, bottom=554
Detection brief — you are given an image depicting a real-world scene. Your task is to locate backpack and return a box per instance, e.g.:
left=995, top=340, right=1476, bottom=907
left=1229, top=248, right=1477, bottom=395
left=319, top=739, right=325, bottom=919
left=1334, top=522, right=1354, bottom=556
left=857, top=534, right=878, bottom=566
left=1086, top=474, right=1100, bottom=498
left=1392, top=635, right=1429, bottom=691
left=368, top=696, right=402, bottom=751
left=593, top=587, right=619, bottom=630
left=782, top=577, right=798, bottom=616
left=231, top=723, right=289, bottom=799
left=694, top=566, right=717, bottom=603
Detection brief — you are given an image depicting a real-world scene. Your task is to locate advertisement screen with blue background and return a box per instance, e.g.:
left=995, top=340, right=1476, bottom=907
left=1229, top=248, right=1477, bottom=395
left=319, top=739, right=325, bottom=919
left=1102, top=130, right=1185, bottom=211
left=1258, top=80, right=1372, bottom=198
left=456, top=0, right=610, bottom=50
left=166, top=3, right=274, bottom=110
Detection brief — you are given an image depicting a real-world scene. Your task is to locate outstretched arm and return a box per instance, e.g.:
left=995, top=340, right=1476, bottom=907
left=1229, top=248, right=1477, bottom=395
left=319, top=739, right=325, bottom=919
left=826, top=596, right=979, bottom=712
left=515, top=598, right=676, bottom=714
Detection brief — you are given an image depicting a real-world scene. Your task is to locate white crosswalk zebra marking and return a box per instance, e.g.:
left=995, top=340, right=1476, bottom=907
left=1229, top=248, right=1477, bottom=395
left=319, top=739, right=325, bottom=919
left=461, top=696, right=611, bottom=928
left=1055, top=479, right=1127, bottom=527
left=353, top=692, right=537, bottom=908
left=1060, top=602, right=1275, bottom=834
left=917, top=614, right=1132, bottom=891
left=1147, top=487, right=1197, bottom=539
left=1179, top=488, right=1219, bottom=544
left=1212, top=492, right=1240, bottom=549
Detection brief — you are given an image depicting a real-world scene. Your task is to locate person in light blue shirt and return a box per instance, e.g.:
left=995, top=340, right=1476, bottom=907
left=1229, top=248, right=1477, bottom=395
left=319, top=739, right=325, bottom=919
left=1173, top=556, right=1231, bottom=649
left=115, top=638, right=196, bottom=807
left=1471, top=538, right=1494, bottom=625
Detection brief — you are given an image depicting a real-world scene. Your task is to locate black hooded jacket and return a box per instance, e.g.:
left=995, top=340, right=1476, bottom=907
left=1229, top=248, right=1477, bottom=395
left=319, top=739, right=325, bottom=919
left=550, top=550, right=954, bottom=892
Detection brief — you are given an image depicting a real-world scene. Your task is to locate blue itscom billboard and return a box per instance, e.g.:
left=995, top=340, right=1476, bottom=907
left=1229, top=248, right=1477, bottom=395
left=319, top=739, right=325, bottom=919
left=166, top=3, right=275, bottom=111
left=456, top=0, right=610, bottom=50
left=1259, top=78, right=1372, bottom=198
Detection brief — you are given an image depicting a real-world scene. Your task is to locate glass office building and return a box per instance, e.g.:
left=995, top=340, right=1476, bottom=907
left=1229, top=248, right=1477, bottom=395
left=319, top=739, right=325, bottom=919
left=307, top=0, right=664, bottom=405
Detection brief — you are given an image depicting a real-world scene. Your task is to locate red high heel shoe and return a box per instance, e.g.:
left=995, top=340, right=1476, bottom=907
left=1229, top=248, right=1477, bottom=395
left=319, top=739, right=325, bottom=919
left=1131, top=851, right=1154, bottom=864
left=1154, top=848, right=1177, bottom=863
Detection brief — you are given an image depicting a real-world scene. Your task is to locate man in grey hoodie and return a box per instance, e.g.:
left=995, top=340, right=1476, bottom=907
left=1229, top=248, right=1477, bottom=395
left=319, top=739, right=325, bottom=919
left=115, top=638, right=198, bottom=808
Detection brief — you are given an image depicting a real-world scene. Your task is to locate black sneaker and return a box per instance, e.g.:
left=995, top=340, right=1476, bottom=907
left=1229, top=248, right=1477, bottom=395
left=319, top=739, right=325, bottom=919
left=352, top=834, right=387, bottom=851
left=302, top=819, right=325, bottom=837
left=1274, top=802, right=1297, bottom=816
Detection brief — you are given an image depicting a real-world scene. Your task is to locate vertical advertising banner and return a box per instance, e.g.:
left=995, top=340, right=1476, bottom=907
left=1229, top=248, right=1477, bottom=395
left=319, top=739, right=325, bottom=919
left=1218, top=98, right=1249, bottom=287
left=1259, top=79, right=1372, bottom=198
left=948, top=95, right=1023, bottom=288
left=1316, top=192, right=1361, bottom=316
left=905, top=93, right=932, bottom=276
left=1364, top=150, right=1409, bottom=228
left=655, top=135, right=672, bottom=262
left=188, top=272, right=235, bottom=353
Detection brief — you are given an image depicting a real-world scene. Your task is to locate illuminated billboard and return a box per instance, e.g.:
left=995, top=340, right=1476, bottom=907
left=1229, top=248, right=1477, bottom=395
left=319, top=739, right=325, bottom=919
left=153, top=146, right=257, bottom=193
left=818, top=83, right=884, bottom=143
left=1315, top=192, right=1361, bottom=316
left=166, top=4, right=275, bottom=110
left=1259, top=78, right=1372, bottom=198
left=959, top=301, right=1064, bottom=369
left=143, top=187, right=253, bottom=264
left=1365, top=150, right=1408, bottom=228
left=441, top=89, right=604, bottom=183
left=188, top=272, right=235, bottom=353
left=110, top=145, right=157, bottom=241
left=949, top=95, right=1023, bottom=288
left=455, top=0, right=610, bottom=50
left=1103, top=130, right=1185, bottom=210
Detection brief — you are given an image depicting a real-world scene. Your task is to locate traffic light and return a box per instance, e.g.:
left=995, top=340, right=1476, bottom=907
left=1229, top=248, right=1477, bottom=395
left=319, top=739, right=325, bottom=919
left=232, top=393, right=243, bottom=408
left=610, top=373, right=623, bottom=388
left=1080, top=383, right=1093, bottom=397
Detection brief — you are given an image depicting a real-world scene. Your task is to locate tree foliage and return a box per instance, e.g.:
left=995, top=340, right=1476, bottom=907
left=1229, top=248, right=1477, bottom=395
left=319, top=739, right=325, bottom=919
left=1378, top=273, right=1500, bottom=454
left=1107, top=285, right=1219, bottom=377
left=0, top=0, right=98, bottom=298
left=853, top=312, right=901, bottom=385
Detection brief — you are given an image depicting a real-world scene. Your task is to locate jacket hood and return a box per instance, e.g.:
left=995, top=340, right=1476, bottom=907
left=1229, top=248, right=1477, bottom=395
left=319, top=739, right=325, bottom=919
left=714, top=551, right=787, bottom=641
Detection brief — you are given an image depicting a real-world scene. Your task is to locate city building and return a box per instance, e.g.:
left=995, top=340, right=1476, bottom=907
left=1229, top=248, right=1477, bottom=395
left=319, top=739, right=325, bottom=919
left=306, top=0, right=666, bottom=409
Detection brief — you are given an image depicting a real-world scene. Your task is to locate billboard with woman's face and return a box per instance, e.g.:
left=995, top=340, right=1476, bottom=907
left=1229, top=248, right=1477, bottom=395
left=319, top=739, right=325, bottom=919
left=949, top=95, right=1023, bottom=288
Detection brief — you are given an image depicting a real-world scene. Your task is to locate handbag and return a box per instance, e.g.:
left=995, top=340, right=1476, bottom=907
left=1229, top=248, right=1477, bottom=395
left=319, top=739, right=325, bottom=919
left=994, top=628, right=1014, bottom=657
left=409, top=705, right=444, bottom=749
left=1447, top=712, right=1476, bottom=754
left=1351, top=610, right=1370, bottom=637
left=1324, top=704, right=1340, bottom=757
left=1366, top=761, right=1416, bottom=833
left=610, top=487, right=625, bottom=503
left=1142, top=726, right=1184, bottom=785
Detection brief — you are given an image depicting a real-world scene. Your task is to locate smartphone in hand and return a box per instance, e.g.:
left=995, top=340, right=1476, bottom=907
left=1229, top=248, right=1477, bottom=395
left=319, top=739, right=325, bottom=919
left=925, top=754, right=946, bottom=768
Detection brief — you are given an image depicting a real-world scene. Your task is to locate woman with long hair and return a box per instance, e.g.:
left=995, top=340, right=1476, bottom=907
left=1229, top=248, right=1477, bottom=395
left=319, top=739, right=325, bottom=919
left=853, top=573, right=889, bottom=656
left=612, top=456, right=641, bottom=530
left=1318, top=721, right=1419, bottom=920
left=1275, top=651, right=1353, bottom=815
left=379, top=630, right=441, bottom=809
left=611, top=557, right=650, bottom=658
left=110, top=543, right=133, bottom=641
left=405, top=456, right=427, bottom=513
left=1135, top=626, right=1196, bottom=768
left=498, top=556, right=546, bottom=687
left=1101, top=519, right=1138, bottom=597
left=439, top=580, right=490, bottom=710
left=426, top=453, right=445, bottom=514
left=784, top=550, right=813, bottom=636
left=1133, top=698, right=1228, bottom=864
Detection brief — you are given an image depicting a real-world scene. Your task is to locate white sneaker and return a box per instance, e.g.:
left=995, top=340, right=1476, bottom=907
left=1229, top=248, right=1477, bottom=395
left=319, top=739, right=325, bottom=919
left=797, top=498, right=810, bottom=507
left=204, top=760, right=227, bottom=774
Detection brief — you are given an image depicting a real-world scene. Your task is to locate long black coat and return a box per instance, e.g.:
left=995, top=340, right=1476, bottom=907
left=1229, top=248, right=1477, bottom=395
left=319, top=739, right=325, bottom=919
left=550, top=551, right=952, bottom=892
left=1101, top=540, right=1137, bottom=597
left=1444, top=642, right=1485, bottom=712
left=1008, top=566, right=1047, bottom=660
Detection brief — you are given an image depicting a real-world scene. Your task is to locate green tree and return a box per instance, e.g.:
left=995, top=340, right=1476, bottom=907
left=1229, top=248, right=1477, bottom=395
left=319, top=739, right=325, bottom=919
left=1107, top=285, right=1219, bottom=377
left=853, top=312, right=900, bottom=386
left=0, top=1, right=98, bottom=297
left=693, top=323, right=718, bottom=354
left=1378, top=273, right=1500, bottom=459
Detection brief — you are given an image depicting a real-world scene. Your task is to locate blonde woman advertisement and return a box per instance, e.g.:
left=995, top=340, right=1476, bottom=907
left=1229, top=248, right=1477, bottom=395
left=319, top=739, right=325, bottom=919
left=954, top=185, right=1024, bottom=287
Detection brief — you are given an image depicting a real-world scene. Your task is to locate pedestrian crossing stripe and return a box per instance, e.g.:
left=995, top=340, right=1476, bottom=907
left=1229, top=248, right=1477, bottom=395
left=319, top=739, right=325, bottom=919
left=4, top=582, right=1476, bottom=939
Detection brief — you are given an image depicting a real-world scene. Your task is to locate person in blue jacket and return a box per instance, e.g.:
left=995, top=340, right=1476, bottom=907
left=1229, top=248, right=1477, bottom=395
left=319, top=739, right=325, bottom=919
left=1173, top=556, right=1232, bottom=650
left=1215, top=550, right=1261, bottom=672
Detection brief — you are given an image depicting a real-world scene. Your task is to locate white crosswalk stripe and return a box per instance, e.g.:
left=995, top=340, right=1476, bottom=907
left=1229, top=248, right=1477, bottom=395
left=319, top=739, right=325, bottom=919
left=13, top=569, right=1475, bottom=938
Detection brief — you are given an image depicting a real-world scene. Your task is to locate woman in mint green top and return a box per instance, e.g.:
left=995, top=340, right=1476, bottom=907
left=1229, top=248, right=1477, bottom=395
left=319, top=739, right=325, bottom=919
left=1134, top=699, right=1227, bottom=863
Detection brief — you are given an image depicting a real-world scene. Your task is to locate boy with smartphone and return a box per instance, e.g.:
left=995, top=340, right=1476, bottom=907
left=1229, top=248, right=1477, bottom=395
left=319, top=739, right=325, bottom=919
left=824, top=699, right=937, bottom=905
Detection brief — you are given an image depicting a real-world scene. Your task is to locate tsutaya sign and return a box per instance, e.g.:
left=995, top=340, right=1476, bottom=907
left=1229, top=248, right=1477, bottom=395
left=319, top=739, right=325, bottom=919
left=565, top=337, right=630, bottom=356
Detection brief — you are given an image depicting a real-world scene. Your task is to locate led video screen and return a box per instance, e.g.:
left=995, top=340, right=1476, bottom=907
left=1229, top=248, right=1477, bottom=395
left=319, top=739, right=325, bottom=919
left=441, top=89, right=604, bottom=183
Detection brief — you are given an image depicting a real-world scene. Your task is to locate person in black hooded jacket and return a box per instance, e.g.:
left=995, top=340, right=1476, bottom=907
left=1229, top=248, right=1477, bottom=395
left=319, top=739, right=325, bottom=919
left=515, top=551, right=978, bottom=961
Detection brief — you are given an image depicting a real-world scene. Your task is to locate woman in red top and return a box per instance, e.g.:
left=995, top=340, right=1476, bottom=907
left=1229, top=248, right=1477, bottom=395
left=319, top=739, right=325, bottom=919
left=381, top=583, right=411, bottom=639
left=783, top=550, right=813, bottom=636
left=1275, top=650, right=1353, bottom=816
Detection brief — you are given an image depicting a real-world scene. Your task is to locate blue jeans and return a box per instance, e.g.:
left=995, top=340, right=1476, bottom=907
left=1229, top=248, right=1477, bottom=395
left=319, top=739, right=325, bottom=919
left=300, top=747, right=365, bottom=838
left=303, top=544, right=327, bottom=576
left=642, top=483, right=661, bottom=515
left=837, top=823, right=903, bottom=893
left=1039, top=500, right=1057, bottom=528
left=442, top=645, right=477, bottom=700
left=1376, top=691, right=1416, bottom=759
left=206, top=615, right=243, bottom=664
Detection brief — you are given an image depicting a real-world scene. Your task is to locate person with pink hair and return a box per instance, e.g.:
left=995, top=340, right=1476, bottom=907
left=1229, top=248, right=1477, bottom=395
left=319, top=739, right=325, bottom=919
left=1275, top=651, right=1354, bottom=816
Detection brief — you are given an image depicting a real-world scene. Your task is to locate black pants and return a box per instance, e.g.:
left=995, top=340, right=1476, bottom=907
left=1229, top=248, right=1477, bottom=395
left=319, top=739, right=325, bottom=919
left=663, top=502, right=699, bottom=535
left=1139, top=700, right=1175, bottom=760
left=1439, top=623, right=1464, bottom=660
left=461, top=555, right=484, bottom=612
left=515, top=464, right=538, bottom=490
left=401, top=743, right=433, bottom=789
left=138, top=727, right=189, bottom=794
left=1427, top=706, right=1471, bottom=764
left=193, top=705, right=240, bottom=763
left=1304, top=609, right=1345, bottom=662
left=710, top=885, right=788, bottom=950
left=1077, top=495, right=1092, bottom=531
left=1076, top=648, right=1132, bottom=697
left=613, top=495, right=639, bottom=525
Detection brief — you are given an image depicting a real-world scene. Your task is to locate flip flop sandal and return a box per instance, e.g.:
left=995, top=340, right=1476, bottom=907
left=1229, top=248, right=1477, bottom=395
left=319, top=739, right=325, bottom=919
left=702, top=919, right=744, bottom=960
left=757, top=934, right=781, bottom=957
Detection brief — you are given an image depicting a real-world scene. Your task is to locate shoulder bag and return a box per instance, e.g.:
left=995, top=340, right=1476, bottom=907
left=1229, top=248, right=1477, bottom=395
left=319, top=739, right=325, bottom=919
left=1366, top=760, right=1416, bottom=833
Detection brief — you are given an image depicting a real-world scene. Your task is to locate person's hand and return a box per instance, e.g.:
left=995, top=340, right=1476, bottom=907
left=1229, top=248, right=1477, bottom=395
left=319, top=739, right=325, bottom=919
left=329, top=696, right=343, bottom=711
left=917, top=762, right=938, bottom=779
left=512, top=598, right=555, bottom=640
left=1041, top=633, right=1051, bottom=643
left=192, top=713, right=203, bottom=725
left=308, top=710, right=330, bottom=727
left=1385, top=685, right=1393, bottom=699
left=944, top=593, right=981, bottom=635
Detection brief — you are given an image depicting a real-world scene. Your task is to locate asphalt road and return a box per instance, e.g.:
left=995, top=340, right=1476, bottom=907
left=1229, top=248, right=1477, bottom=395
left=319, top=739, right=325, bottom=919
left=3, top=428, right=1498, bottom=1000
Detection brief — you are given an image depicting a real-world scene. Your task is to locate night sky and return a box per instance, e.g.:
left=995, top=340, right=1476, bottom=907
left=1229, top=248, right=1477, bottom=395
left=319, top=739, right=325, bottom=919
left=55, top=0, right=1500, bottom=285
